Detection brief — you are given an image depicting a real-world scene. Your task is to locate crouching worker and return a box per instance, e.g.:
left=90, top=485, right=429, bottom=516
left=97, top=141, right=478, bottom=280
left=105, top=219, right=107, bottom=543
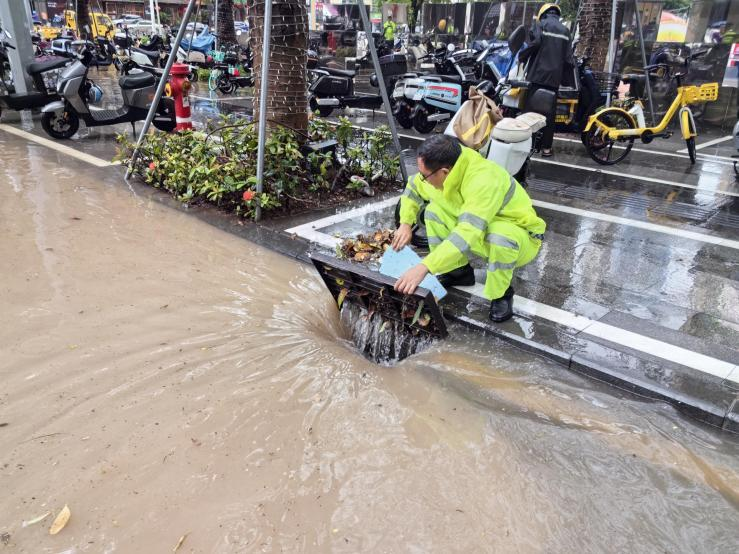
left=392, top=135, right=545, bottom=322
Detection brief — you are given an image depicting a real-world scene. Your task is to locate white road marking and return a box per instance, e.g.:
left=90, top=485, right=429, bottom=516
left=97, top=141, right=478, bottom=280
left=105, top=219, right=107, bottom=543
left=0, top=124, right=114, bottom=168
left=533, top=158, right=739, bottom=198
left=677, top=134, right=732, bottom=153
left=459, top=282, right=739, bottom=383
left=287, top=200, right=739, bottom=382
left=553, top=136, right=735, bottom=166
left=531, top=199, right=739, bottom=250
left=288, top=194, right=739, bottom=251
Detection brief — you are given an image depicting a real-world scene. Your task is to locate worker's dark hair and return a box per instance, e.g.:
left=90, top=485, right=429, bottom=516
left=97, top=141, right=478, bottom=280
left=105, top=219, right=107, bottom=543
left=417, top=134, right=462, bottom=171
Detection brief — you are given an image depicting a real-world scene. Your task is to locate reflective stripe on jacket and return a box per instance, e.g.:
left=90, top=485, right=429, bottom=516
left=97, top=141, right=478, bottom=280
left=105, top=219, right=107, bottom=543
left=399, top=147, right=546, bottom=275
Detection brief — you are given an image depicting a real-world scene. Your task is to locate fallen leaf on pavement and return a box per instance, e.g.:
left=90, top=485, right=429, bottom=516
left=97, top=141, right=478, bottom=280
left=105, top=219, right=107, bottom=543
left=173, top=532, right=189, bottom=552
left=49, top=505, right=71, bottom=535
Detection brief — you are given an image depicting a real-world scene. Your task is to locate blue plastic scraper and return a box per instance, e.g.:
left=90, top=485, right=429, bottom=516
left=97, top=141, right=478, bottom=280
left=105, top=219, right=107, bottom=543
left=379, top=246, right=447, bottom=301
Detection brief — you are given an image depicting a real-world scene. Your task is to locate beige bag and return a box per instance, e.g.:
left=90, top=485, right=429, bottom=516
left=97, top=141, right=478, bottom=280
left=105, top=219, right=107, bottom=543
left=452, top=86, right=503, bottom=150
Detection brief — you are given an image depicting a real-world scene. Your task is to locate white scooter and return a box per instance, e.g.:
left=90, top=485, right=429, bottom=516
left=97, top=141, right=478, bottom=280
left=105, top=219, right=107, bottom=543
left=444, top=107, right=546, bottom=186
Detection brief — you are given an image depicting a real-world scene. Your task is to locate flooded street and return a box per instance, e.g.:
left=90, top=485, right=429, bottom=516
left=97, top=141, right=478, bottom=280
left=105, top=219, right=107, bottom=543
left=1, top=135, right=739, bottom=553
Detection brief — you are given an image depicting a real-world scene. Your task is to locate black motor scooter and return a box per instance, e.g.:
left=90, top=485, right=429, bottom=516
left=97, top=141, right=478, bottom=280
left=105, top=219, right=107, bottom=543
left=40, top=41, right=175, bottom=139
left=0, top=29, right=70, bottom=116
left=308, top=52, right=407, bottom=117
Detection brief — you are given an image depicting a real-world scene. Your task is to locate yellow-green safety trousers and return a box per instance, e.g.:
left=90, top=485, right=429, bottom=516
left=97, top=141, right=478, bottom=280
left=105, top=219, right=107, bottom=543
left=399, top=146, right=546, bottom=300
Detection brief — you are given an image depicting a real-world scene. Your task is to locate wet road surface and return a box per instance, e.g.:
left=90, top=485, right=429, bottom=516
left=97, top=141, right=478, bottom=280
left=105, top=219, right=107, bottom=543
left=2, top=113, right=739, bottom=552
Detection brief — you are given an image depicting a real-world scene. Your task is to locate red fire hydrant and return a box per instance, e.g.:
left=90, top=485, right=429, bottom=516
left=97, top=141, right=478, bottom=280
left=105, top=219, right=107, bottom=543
left=169, top=63, right=193, bottom=131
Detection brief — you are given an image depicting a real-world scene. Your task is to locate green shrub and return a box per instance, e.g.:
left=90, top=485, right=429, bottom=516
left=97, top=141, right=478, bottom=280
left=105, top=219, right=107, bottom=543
left=115, top=115, right=401, bottom=219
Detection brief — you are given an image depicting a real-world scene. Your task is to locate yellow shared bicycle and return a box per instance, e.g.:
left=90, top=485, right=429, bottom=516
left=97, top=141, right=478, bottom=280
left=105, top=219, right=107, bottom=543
left=582, top=67, right=718, bottom=165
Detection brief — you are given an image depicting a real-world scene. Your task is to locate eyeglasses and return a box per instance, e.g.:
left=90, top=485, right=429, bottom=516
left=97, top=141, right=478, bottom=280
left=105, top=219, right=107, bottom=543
left=419, top=166, right=444, bottom=184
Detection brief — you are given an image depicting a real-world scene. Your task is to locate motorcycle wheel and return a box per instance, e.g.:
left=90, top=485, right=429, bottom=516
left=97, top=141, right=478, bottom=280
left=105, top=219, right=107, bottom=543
left=309, top=96, right=333, bottom=118
left=41, top=108, right=79, bottom=140
left=218, top=75, right=236, bottom=95
left=583, top=109, right=635, bottom=165
left=396, top=108, right=413, bottom=129
left=413, top=108, right=436, bottom=134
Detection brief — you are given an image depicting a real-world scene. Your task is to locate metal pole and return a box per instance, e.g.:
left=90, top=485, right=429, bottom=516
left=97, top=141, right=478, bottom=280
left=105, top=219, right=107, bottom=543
left=356, top=0, right=408, bottom=183
left=186, top=0, right=203, bottom=61
left=606, top=0, right=618, bottom=107
left=633, top=0, right=655, bottom=125
left=214, top=0, right=218, bottom=50
left=125, top=0, right=199, bottom=180
left=150, top=0, right=157, bottom=33
left=254, top=0, right=273, bottom=222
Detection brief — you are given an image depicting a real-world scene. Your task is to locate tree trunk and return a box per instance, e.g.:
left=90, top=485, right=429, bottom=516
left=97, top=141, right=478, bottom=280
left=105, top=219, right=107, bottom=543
left=77, top=0, right=92, bottom=39
left=575, top=0, right=614, bottom=72
left=248, top=0, right=308, bottom=134
left=217, top=0, right=237, bottom=45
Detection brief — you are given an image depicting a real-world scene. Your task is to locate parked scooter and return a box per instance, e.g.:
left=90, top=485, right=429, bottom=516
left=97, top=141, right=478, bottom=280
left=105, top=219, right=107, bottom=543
left=129, top=34, right=168, bottom=68
left=308, top=52, right=407, bottom=117
left=408, top=42, right=503, bottom=133
left=0, top=29, right=71, bottom=116
left=176, top=27, right=216, bottom=78
left=40, top=41, right=175, bottom=139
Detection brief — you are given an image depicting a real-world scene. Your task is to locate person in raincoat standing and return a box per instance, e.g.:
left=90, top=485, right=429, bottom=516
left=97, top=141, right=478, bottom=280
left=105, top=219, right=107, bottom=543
left=392, top=135, right=546, bottom=322
left=383, top=14, right=396, bottom=42
left=518, top=3, right=573, bottom=157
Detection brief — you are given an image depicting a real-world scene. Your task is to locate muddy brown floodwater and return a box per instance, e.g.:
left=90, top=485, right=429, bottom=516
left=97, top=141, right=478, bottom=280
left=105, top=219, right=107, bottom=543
left=1, top=134, right=738, bottom=554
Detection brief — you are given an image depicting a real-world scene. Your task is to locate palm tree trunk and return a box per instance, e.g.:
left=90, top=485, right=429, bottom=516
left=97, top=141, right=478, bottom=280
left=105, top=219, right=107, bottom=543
left=575, top=0, right=614, bottom=72
left=248, top=0, right=308, bottom=134
left=217, top=0, right=237, bottom=45
left=77, top=0, right=92, bottom=39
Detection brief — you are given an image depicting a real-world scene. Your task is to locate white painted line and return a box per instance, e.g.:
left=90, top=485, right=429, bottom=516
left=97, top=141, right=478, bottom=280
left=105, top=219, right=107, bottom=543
left=531, top=199, right=739, bottom=250
left=677, top=134, right=732, bottom=153
left=289, top=194, right=739, bottom=251
left=285, top=196, right=399, bottom=237
left=0, top=124, right=114, bottom=167
left=458, top=282, right=739, bottom=383
left=533, top=158, right=739, bottom=198
left=553, top=136, right=735, bottom=166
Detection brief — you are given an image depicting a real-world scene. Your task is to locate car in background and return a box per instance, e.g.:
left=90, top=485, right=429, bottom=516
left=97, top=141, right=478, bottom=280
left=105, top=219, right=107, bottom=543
left=113, top=15, right=142, bottom=28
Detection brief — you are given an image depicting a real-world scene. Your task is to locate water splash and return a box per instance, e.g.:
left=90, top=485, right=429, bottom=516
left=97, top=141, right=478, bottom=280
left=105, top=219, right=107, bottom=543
left=340, top=302, right=434, bottom=364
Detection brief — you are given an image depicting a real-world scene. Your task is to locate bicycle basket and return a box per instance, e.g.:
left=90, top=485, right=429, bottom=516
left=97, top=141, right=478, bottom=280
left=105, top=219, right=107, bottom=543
left=209, top=50, right=226, bottom=62
left=683, top=82, right=719, bottom=104
left=591, top=71, right=621, bottom=93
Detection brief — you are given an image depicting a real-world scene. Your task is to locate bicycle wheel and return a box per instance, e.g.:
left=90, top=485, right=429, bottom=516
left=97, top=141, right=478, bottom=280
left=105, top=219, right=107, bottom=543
left=583, top=108, right=636, bottom=166
left=208, top=69, right=220, bottom=92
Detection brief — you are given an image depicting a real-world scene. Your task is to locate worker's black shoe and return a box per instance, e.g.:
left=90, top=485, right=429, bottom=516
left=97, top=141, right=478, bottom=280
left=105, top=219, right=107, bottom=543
left=437, top=264, right=475, bottom=288
left=489, top=287, right=514, bottom=322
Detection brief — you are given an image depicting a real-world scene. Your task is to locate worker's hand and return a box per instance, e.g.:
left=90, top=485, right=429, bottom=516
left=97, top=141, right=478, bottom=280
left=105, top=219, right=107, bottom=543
left=394, top=263, right=429, bottom=296
left=392, top=223, right=413, bottom=251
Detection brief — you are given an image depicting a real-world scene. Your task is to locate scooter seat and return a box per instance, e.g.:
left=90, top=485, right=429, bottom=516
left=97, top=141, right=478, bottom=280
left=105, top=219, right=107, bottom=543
left=492, top=116, right=538, bottom=143
left=426, top=74, right=462, bottom=84
left=132, top=46, right=159, bottom=58
left=27, top=57, right=69, bottom=75
left=119, top=72, right=155, bottom=90
left=325, top=67, right=356, bottom=78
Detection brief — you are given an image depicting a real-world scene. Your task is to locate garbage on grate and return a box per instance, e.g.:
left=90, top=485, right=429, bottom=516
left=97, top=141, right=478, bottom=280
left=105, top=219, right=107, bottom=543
left=311, top=252, right=447, bottom=363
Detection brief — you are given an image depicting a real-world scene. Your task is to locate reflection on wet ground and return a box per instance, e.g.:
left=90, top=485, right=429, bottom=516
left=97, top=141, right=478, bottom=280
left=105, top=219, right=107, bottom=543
left=1, top=124, right=738, bottom=552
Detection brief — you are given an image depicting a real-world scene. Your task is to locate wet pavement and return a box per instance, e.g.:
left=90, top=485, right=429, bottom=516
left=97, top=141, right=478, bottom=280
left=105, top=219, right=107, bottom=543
left=2, top=130, right=739, bottom=553
left=1, top=65, right=738, bottom=430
